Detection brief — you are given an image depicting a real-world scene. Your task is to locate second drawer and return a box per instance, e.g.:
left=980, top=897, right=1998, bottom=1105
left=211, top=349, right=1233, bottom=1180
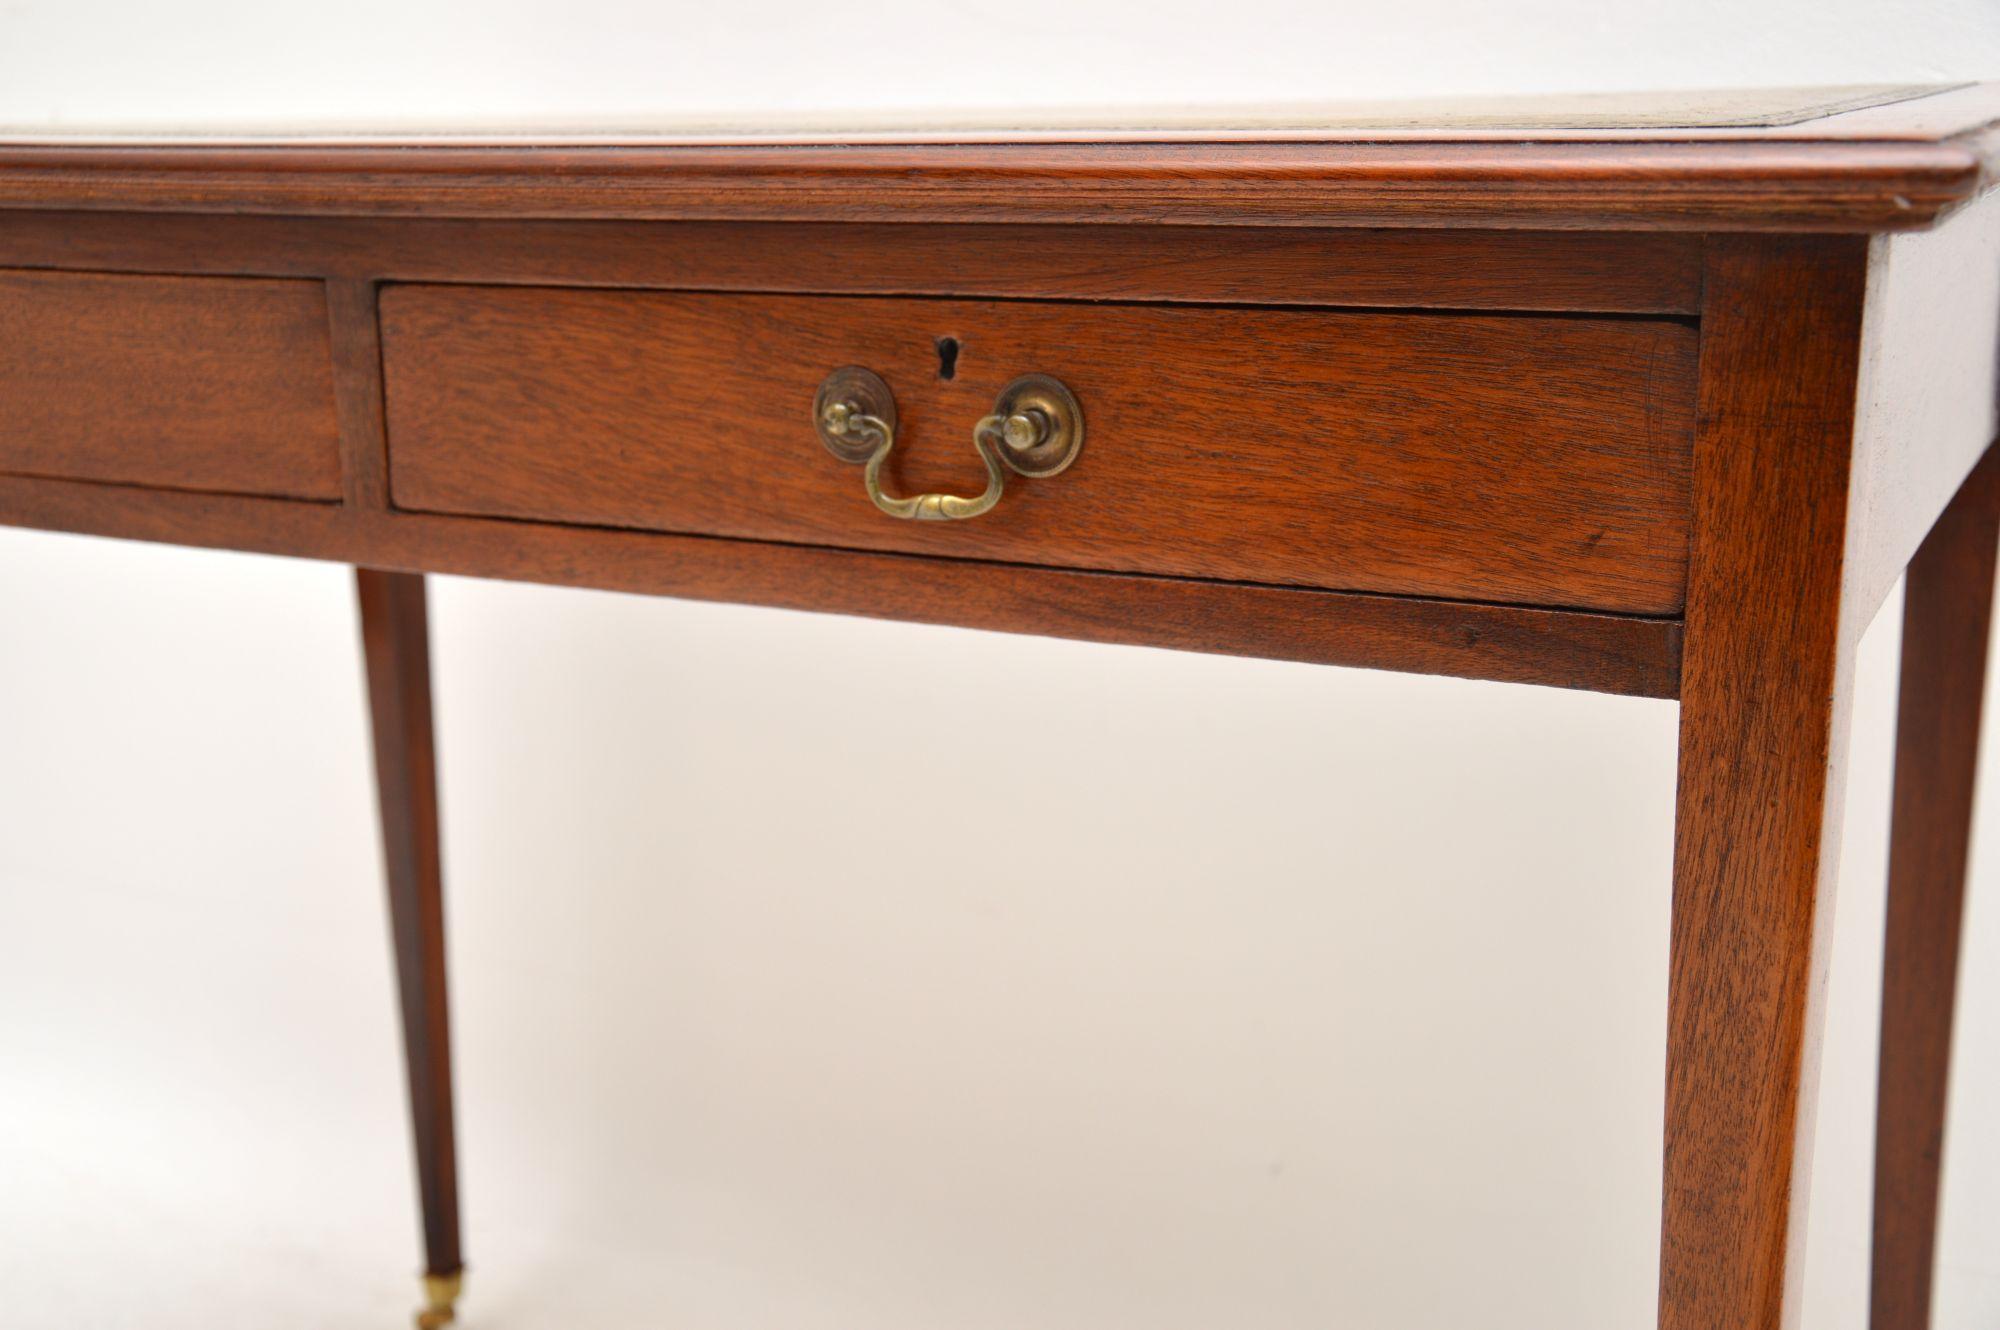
left=381, top=285, right=1695, bottom=614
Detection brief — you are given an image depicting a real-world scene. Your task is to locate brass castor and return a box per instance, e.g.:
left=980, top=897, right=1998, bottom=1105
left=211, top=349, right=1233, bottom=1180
left=416, top=1271, right=462, bottom=1329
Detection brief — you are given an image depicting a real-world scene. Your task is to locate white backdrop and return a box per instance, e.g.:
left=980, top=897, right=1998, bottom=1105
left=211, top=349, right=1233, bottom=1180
left=1, top=4, right=1998, bottom=1328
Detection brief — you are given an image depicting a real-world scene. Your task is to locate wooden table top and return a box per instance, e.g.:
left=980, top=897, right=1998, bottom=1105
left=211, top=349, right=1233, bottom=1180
left=1, top=83, right=1995, bottom=232
left=0, top=82, right=1975, bottom=140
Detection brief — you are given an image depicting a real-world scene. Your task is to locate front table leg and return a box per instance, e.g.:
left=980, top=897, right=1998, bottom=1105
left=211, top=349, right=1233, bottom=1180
left=1659, top=237, right=1868, bottom=1329
left=356, top=570, right=465, bottom=1328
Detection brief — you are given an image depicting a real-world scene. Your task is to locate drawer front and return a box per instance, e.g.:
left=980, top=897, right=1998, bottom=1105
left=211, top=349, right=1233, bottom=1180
left=382, top=286, right=1696, bottom=614
left=0, top=270, right=341, bottom=499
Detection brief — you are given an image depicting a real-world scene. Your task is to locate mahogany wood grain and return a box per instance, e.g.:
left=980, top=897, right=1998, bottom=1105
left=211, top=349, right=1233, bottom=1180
left=0, top=213, right=1706, bottom=314
left=0, top=135, right=1991, bottom=231
left=0, top=474, right=1683, bottom=698
left=0, top=268, right=341, bottom=498
left=356, top=569, right=463, bottom=1282
left=328, top=279, right=390, bottom=508
left=9, top=109, right=2000, bottom=1326
left=382, top=286, right=1697, bottom=615
left=1870, top=447, right=2000, bottom=1330
left=1661, top=235, right=1871, bottom=1330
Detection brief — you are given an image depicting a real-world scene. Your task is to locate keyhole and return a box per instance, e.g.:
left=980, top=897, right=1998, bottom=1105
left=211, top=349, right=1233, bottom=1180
left=935, top=336, right=960, bottom=381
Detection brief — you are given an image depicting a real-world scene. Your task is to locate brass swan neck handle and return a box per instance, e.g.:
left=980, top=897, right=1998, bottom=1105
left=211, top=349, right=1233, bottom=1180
left=814, top=368, right=1083, bottom=521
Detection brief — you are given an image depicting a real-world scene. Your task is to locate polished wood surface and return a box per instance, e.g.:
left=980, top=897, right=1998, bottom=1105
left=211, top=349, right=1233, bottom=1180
left=0, top=474, right=1684, bottom=697
left=0, top=209, right=1702, bottom=695
left=0, top=212, right=1707, bottom=314
left=3, top=105, right=1999, bottom=1326
left=382, top=285, right=1695, bottom=614
left=0, top=268, right=340, bottom=497
left=1661, top=235, right=1869, bottom=1330
left=0, top=132, right=1993, bottom=232
left=1870, top=450, right=2000, bottom=1330
left=328, top=277, right=392, bottom=509
left=356, top=569, right=462, bottom=1283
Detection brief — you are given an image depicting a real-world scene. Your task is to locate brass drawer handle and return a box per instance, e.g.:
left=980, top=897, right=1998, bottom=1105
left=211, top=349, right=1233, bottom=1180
left=814, top=367, right=1083, bottom=521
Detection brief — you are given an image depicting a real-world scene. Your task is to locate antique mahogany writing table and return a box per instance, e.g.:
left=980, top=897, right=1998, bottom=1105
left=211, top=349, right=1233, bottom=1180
left=4, top=84, right=2000, bottom=1329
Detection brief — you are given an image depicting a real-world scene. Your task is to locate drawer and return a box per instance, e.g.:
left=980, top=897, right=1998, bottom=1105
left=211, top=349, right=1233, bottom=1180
left=0, top=270, right=342, bottom=499
left=381, top=286, right=1696, bottom=614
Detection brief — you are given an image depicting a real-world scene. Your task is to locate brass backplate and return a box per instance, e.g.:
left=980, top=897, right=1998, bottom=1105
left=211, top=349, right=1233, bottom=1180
left=993, top=373, right=1084, bottom=477
left=813, top=365, right=898, bottom=463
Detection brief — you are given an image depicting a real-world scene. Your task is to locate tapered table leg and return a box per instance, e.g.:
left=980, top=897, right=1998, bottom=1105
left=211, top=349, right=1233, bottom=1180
left=1870, top=450, right=2000, bottom=1329
left=357, top=569, right=464, bottom=1328
left=1659, top=237, right=1869, bottom=1330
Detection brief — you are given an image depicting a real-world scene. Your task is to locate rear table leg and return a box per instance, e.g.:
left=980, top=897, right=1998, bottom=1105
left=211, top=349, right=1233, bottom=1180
left=1870, top=450, right=2000, bottom=1328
